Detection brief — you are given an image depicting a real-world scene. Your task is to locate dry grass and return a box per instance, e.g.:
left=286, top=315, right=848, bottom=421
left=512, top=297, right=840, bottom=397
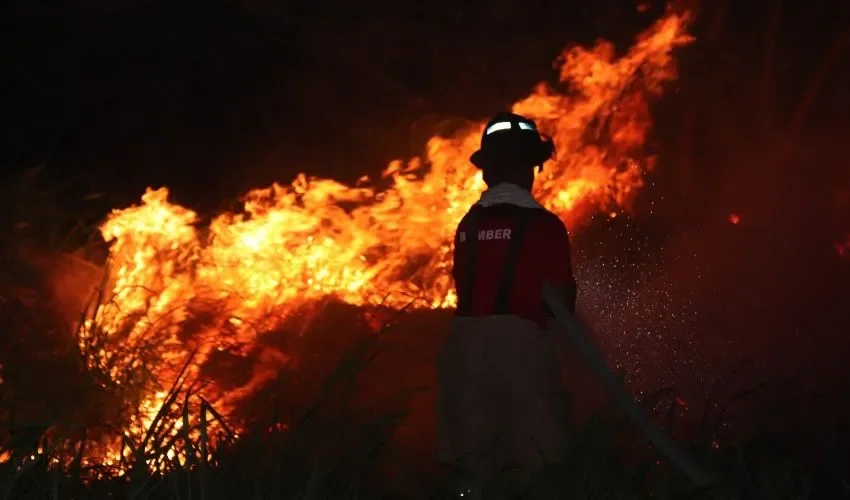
left=2, top=277, right=849, bottom=499
left=1, top=168, right=849, bottom=499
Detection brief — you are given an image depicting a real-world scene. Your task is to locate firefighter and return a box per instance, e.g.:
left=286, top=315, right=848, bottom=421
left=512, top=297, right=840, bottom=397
left=437, top=111, right=578, bottom=486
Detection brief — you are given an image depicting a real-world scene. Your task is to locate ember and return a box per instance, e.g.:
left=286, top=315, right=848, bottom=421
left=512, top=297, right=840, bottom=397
left=838, top=237, right=850, bottom=257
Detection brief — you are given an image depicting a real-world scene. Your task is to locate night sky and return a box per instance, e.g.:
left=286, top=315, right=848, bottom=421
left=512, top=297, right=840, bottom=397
left=2, top=1, right=847, bottom=211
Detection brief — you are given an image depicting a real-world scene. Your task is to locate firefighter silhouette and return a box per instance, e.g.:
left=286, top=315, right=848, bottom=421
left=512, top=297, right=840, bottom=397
left=437, top=112, right=578, bottom=486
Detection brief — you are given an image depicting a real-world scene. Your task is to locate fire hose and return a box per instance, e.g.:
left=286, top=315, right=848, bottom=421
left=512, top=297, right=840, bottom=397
left=542, top=283, right=714, bottom=487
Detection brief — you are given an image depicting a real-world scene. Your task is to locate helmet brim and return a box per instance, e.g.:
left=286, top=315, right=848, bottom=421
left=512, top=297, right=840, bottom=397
left=470, top=137, right=554, bottom=170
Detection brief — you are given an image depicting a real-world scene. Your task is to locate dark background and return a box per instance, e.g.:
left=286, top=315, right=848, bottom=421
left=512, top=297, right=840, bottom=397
left=1, top=0, right=850, bottom=416
left=2, top=0, right=847, bottom=212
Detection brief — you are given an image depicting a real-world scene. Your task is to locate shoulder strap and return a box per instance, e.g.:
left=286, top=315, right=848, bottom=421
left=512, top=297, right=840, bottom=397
left=457, top=206, right=481, bottom=315
left=492, top=209, right=536, bottom=315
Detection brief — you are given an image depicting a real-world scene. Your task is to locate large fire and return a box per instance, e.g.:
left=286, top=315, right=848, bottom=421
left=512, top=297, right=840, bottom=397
left=10, top=8, right=696, bottom=474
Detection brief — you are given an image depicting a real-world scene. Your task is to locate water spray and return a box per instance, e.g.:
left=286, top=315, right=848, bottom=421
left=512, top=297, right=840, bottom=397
left=543, top=283, right=713, bottom=487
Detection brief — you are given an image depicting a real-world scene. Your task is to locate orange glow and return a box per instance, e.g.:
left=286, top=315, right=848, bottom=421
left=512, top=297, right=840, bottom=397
left=26, top=7, right=695, bottom=473
left=728, top=213, right=741, bottom=225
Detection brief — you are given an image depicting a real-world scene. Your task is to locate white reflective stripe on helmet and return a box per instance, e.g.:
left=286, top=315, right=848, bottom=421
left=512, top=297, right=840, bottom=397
left=485, top=120, right=537, bottom=135
left=485, top=121, right=512, bottom=135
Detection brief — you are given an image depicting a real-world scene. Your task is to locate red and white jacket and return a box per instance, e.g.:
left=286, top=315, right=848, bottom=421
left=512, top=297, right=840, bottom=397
left=452, top=183, right=577, bottom=327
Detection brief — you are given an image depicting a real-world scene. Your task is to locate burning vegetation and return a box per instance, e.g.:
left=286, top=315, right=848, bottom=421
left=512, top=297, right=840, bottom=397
left=47, top=7, right=694, bottom=475
left=2, top=3, right=849, bottom=499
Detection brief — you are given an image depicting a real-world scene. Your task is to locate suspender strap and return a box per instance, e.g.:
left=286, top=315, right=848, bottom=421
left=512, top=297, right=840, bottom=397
left=492, top=210, right=535, bottom=315
left=458, top=206, right=481, bottom=316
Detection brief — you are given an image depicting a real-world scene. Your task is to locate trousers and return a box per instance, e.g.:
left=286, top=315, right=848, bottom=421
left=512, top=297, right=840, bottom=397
left=436, top=315, right=569, bottom=480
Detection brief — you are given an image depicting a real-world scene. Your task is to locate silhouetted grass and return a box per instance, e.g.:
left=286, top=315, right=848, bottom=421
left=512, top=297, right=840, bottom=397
left=1, top=169, right=849, bottom=499
left=3, top=295, right=850, bottom=500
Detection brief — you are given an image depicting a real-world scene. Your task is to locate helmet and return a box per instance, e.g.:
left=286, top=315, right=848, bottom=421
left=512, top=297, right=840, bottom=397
left=469, top=112, right=555, bottom=171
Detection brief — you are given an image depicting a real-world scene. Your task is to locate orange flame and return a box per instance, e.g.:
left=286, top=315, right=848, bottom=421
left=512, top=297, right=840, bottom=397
left=71, top=8, right=694, bottom=471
